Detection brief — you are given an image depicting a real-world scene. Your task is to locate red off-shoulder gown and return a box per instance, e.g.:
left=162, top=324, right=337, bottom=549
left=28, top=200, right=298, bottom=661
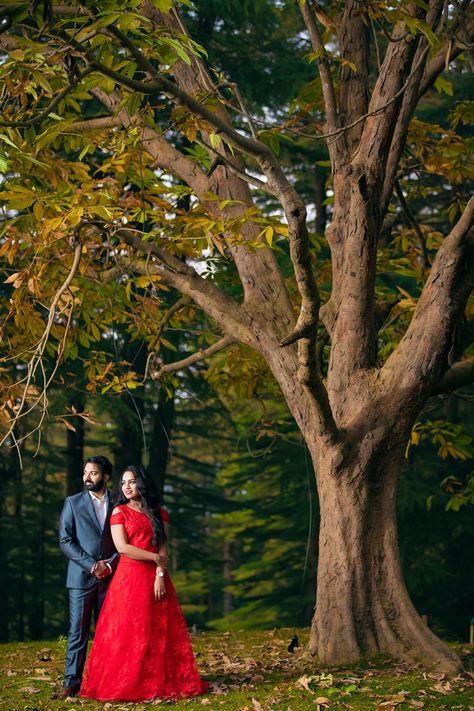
left=79, top=505, right=208, bottom=702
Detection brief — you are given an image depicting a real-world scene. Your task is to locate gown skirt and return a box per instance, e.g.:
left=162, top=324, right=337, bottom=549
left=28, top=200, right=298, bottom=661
left=79, top=505, right=208, bottom=702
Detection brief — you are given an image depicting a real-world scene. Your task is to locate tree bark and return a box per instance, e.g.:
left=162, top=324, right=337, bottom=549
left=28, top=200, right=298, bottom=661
left=306, top=427, right=462, bottom=671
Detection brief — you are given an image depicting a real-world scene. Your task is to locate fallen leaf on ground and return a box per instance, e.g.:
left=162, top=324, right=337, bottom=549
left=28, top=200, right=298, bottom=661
left=378, top=693, right=409, bottom=707
left=431, top=682, right=452, bottom=695
left=208, top=681, right=228, bottom=694
left=314, top=697, right=331, bottom=707
left=298, top=674, right=315, bottom=693
left=252, top=698, right=263, bottom=711
left=18, top=687, right=40, bottom=694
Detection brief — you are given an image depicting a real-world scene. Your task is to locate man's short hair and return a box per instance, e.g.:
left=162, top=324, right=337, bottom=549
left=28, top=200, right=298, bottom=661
left=85, top=455, right=113, bottom=479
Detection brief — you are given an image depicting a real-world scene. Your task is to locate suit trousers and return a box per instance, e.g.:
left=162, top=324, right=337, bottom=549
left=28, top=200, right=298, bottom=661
left=64, top=584, right=108, bottom=689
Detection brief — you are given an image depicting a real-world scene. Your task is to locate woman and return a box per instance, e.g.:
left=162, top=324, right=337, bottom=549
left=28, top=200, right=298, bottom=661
left=79, top=465, right=208, bottom=702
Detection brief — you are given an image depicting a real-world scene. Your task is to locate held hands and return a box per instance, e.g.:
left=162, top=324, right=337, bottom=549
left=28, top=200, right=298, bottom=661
left=93, top=560, right=111, bottom=579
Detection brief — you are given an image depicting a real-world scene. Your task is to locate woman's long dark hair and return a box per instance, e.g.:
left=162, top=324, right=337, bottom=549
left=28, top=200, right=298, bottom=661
left=115, top=465, right=167, bottom=548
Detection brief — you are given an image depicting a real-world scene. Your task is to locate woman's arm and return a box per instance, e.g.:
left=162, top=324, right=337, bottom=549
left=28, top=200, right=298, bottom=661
left=154, top=521, right=169, bottom=602
left=156, top=521, right=169, bottom=567
left=111, top=508, right=159, bottom=564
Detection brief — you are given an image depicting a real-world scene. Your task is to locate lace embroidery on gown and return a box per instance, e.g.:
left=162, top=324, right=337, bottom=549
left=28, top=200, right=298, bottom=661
left=79, top=505, right=208, bottom=702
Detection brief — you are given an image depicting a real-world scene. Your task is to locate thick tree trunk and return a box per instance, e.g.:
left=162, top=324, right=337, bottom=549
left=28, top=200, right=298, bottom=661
left=308, top=437, right=462, bottom=671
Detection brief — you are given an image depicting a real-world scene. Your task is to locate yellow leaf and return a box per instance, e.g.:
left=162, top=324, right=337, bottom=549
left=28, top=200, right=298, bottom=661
left=265, top=226, right=274, bottom=246
left=135, top=276, right=151, bottom=289
left=33, top=201, right=43, bottom=220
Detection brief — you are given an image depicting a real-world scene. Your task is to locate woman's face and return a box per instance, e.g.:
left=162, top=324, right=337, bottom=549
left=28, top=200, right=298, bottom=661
left=121, top=471, right=140, bottom=501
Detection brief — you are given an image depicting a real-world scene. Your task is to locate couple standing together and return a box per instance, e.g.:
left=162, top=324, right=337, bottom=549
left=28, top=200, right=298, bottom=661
left=53, top=455, right=207, bottom=702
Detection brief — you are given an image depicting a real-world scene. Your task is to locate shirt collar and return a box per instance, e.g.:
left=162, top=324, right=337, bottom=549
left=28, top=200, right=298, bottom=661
left=88, top=491, right=107, bottom=503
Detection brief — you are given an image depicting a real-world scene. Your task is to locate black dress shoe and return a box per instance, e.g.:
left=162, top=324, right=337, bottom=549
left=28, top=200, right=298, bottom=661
left=51, top=687, right=79, bottom=700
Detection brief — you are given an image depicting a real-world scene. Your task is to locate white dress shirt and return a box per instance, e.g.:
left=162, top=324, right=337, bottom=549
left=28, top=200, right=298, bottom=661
left=89, top=492, right=112, bottom=575
left=89, top=491, right=108, bottom=531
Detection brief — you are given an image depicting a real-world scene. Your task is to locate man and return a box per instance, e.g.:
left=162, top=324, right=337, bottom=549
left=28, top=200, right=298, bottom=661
left=52, top=455, right=118, bottom=700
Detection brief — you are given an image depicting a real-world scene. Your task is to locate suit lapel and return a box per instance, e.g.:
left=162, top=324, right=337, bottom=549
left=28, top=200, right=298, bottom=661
left=82, top=491, right=102, bottom=534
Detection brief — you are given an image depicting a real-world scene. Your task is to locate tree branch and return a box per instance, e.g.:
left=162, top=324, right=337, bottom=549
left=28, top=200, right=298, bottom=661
left=334, top=0, right=370, bottom=157
left=89, top=86, right=213, bottom=198
left=394, top=180, right=430, bottom=269
left=418, top=41, right=466, bottom=97
left=0, top=67, right=93, bottom=127
left=194, top=136, right=273, bottom=194
left=431, top=356, right=474, bottom=395
left=299, top=1, right=340, bottom=138
left=297, top=337, right=339, bottom=442
left=381, top=0, right=458, bottom=212
left=383, top=195, right=474, bottom=394
left=101, top=8, right=320, bottom=350
left=151, top=335, right=234, bottom=378
left=141, top=295, right=192, bottom=380
left=66, top=116, right=123, bottom=131
left=103, top=230, right=256, bottom=346
left=157, top=295, right=191, bottom=330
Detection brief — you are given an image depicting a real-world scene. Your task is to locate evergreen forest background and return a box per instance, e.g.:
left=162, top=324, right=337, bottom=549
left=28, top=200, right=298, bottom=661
left=1, top=365, right=473, bottom=644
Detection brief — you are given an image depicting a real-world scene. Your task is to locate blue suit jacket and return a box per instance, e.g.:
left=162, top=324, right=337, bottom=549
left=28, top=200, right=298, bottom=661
left=59, top=490, right=118, bottom=589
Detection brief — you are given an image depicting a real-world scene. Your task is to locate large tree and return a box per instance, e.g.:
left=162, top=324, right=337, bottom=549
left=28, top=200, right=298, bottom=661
left=0, top=0, right=473, bottom=670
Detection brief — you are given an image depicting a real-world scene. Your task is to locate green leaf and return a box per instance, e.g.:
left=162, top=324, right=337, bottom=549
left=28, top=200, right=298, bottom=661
left=78, top=144, right=91, bottom=161
left=0, top=134, right=19, bottom=150
left=209, top=133, right=221, bottom=149
left=150, top=0, right=173, bottom=11
left=434, top=76, right=453, bottom=96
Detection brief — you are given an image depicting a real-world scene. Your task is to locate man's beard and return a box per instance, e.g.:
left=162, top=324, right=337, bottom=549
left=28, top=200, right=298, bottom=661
left=84, top=476, right=105, bottom=493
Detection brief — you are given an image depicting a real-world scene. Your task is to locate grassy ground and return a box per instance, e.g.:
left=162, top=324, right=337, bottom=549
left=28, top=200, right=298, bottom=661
left=0, top=629, right=473, bottom=710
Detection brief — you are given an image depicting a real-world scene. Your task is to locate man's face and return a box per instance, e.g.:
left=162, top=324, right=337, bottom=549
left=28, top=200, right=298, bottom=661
left=83, top=462, right=109, bottom=494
